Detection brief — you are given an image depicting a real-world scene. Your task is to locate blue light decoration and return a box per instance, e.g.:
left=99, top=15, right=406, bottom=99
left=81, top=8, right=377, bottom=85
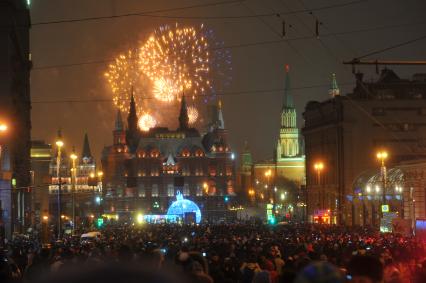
left=167, top=191, right=202, bottom=223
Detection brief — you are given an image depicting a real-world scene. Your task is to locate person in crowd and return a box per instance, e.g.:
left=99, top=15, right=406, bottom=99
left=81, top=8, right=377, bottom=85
left=0, top=223, right=424, bottom=283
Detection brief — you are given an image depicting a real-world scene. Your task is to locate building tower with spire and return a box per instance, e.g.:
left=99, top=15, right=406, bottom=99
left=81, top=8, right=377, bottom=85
left=178, top=95, right=189, bottom=131
left=113, top=110, right=126, bottom=146
left=81, top=133, right=93, bottom=163
left=217, top=100, right=225, bottom=129
left=78, top=133, right=96, bottom=184
left=253, top=65, right=306, bottom=194
left=329, top=73, right=340, bottom=97
left=126, top=89, right=140, bottom=152
left=277, top=64, right=300, bottom=160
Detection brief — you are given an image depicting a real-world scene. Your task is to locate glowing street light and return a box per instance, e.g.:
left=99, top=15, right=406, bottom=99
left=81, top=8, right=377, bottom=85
left=55, top=130, right=64, bottom=239
left=0, top=123, right=8, bottom=132
left=203, top=182, right=208, bottom=194
left=376, top=150, right=388, bottom=209
left=264, top=169, right=272, bottom=178
left=314, top=161, right=325, bottom=209
left=366, top=185, right=371, bottom=194
left=376, top=150, right=388, bottom=166
left=70, top=149, right=77, bottom=235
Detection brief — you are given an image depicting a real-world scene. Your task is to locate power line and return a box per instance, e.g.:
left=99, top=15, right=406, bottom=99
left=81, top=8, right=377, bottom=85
left=31, top=82, right=355, bottom=104
left=356, top=34, right=426, bottom=59
left=32, top=0, right=366, bottom=26
left=31, top=20, right=426, bottom=71
left=32, top=0, right=244, bottom=26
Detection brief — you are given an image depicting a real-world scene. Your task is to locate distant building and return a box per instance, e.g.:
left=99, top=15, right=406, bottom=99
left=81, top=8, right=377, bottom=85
left=101, top=95, right=236, bottom=222
left=303, top=69, right=426, bottom=225
left=48, top=133, right=100, bottom=230
left=0, top=0, right=31, bottom=239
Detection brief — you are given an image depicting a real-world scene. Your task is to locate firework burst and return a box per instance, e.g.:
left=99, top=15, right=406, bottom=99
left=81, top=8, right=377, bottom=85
left=138, top=113, right=157, bottom=131
left=139, top=24, right=211, bottom=102
left=104, top=49, right=148, bottom=115
left=104, top=23, right=232, bottom=127
left=187, top=106, right=199, bottom=125
left=152, top=77, right=179, bottom=102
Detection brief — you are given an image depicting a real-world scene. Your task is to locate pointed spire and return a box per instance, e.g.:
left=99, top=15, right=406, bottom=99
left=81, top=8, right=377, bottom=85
left=283, top=64, right=294, bottom=109
left=57, top=128, right=63, bottom=141
left=81, top=133, right=92, bottom=159
left=329, top=73, right=340, bottom=97
left=217, top=99, right=225, bottom=129
left=127, top=86, right=138, bottom=134
left=178, top=94, right=189, bottom=130
left=115, top=109, right=124, bottom=131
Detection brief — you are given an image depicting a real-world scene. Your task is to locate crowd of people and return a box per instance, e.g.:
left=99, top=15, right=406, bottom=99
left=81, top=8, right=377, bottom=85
left=1, top=223, right=426, bottom=283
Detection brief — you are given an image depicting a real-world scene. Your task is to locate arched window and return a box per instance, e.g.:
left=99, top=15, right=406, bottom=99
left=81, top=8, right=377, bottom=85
left=194, top=149, right=204, bottom=157
left=181, top=148, right=191, bottom=157
left=150, top=149, right=160, bottom=158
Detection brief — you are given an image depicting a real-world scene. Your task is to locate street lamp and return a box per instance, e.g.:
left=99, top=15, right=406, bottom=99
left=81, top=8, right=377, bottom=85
left=0, top=122, right=7, bottom=159
left=0, top=123, right=7, bottom=132
left=55, top=131, right=64, bottom=239
left=314, top=162, right=325, bottom=210
left=97, top=171, right=103, bottom=193
left=70, top=149, right=77, bottom=235
left=376, top=150, right=388, bottom=209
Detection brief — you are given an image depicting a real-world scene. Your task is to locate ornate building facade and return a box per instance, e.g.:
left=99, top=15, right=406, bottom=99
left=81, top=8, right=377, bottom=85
left=101, top=96, right=236, bottom=222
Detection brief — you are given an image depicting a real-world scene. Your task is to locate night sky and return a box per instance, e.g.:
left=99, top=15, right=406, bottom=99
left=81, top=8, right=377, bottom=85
left=30, top=0, right=426, bottom=163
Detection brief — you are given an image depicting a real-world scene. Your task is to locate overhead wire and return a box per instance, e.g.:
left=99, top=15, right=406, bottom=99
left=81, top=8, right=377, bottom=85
left=31, top=0, right=367, bottom=26
left=31, top=20, right=426, bottom=71
left=355, top=33, right=426, bottom=59
left=31, top=81, right=355, bottom=104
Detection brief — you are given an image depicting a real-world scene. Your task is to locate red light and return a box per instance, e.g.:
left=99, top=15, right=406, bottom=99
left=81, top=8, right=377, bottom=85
left=285, top=64, right=290, bottom=73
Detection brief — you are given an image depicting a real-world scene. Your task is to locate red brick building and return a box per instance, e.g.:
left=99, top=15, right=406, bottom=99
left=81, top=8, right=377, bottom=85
left=101, top=96, right=236, bottom=222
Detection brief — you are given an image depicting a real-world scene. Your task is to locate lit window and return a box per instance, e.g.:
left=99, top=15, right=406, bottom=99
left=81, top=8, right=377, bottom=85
left=183, top=184, right=190, bottom=196
left=167, top=184, right=174, bottom=197
left=138, top=184, right=145, bottom=197
left=152, top=184, right=159, bottom=197
left=196, top=185, right=203, bottom=196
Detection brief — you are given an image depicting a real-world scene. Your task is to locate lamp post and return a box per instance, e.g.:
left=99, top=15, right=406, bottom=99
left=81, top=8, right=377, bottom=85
left=264, top=169, right=272, bottom=202
left=314, top=162, right=324, bottom=210
left=0, top=122, right=7, bottom=159
left=376, top=150, right=388, bottom=216
left=70, top=150, right=77, bottom=235
left=203, top=182, right=208, bottom=221
left=55, top=132, right=64, bottom=239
